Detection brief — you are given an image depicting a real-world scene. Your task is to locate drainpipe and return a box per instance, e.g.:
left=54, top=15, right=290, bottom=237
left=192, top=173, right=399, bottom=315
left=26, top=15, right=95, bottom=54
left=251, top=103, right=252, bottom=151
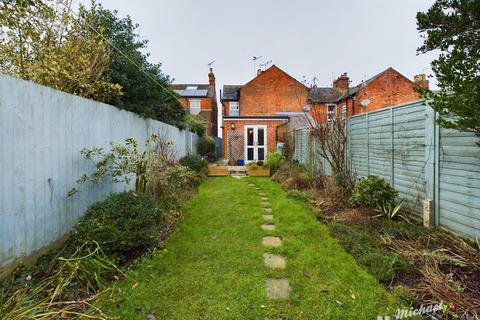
left=352, top=95, right=356, bottom=116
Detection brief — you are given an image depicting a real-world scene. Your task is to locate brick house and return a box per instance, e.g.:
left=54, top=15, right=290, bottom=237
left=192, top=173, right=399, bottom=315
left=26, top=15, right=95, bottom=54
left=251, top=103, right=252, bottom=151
left=221, top=65, right=308, bottom=163
left=221, top=65, right=427, bottom=163
left=308, top=68, right=429, bottom=123
left=172, top=68, right=218, bottom=136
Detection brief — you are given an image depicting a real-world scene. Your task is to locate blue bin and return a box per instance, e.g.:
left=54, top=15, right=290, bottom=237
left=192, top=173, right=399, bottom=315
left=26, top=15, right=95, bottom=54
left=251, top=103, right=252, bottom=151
left=237, top=159, right=244, bottom=166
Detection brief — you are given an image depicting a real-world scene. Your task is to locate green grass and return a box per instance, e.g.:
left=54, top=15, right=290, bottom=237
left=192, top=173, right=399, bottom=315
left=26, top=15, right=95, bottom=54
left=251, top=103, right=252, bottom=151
left=99, top=177, right=398, bottom=319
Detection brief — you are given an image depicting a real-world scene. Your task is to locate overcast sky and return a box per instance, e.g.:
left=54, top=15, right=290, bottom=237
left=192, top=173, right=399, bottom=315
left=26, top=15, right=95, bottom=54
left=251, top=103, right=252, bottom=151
left=77, top=0, right=437, bottom=90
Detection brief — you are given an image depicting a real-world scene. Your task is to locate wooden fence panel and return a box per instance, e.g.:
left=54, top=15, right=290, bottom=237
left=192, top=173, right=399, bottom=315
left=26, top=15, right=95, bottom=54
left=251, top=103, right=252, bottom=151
left=0, top=75, right=198, bottom=268
left=290, top=99, right=480, bottom=239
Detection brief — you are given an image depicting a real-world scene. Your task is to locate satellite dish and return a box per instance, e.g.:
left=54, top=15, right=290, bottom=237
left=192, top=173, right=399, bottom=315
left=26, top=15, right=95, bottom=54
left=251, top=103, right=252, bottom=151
left=303, top=104, right=311, bottom=112
left=360, top=99, right=371, bottom=107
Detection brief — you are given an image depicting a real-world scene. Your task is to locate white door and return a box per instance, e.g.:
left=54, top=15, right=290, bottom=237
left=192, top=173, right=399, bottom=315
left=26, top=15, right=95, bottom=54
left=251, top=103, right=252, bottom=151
left=245, top=125, right=267, bottom=163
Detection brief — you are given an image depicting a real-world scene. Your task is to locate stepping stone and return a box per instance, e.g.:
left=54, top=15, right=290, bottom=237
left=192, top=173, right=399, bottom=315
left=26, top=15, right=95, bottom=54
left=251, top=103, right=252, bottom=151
left=262, top=236, right=282, bottom=247
left=266, top=279, right=291, bottom=299
left=263, top=208, right=272, bottom=212
left=263, top=214, right=274, bottom=220
left=263, top=253, right=286, bottom=269
left=260, top=197, right=269, bottom=201
left=261, top=224, right=276, bottom=231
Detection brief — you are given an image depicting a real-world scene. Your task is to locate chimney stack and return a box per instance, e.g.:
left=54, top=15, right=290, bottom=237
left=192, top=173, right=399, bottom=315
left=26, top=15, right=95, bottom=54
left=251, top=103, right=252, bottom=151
left=333, top=73, right=349, bottom=93
left=414, top=73, right=429, bottom=90
left=208, top=68, right=215, bottom=87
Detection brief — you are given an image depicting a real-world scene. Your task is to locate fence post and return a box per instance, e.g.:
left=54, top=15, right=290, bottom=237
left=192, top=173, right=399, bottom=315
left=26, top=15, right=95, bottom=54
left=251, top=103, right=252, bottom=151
left=424, top=105, right=436, bottom=225
left=390, top=108, right=395, bottom=188
left=366, top=113, right=370, bottom=176
left=433, top=107, right=440, bottom=226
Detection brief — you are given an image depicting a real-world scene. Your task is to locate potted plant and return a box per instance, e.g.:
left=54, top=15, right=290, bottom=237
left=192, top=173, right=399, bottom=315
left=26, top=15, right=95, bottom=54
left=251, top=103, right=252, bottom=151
left=247, top=160, right=270, bottom=177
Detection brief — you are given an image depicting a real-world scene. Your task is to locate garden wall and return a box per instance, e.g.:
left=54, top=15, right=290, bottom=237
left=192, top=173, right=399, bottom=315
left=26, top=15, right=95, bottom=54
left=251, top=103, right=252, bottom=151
left=291, top=99, right=480, bottom=239
left=0, top=74, right=198, bottom=269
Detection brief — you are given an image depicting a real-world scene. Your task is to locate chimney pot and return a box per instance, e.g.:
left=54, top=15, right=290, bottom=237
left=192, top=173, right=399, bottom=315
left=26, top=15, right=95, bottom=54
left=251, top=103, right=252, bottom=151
left=257, top=69, right=262, bottom=76
left=414, top=73, right=429, bottom=90
left=208, top=68, right=215, bottom=86
left=333, top=73, right=350, bottom=93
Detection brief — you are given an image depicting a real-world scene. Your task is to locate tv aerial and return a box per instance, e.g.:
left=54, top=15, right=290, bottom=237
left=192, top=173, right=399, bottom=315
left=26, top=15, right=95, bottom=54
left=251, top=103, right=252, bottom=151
left=259, top=60, right=272, bottom=70
left=207, top=60, right=216, bottom=68
left=252, top=55, right=262, bottom=74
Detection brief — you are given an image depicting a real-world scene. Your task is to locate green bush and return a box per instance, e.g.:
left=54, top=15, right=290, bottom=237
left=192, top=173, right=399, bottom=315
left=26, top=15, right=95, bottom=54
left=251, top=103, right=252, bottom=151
left=267, top=151, right=282, bottom=173
left=197, top=136, right=216, bottom=160
left=179, top=154, right=207, bottom=175
left=147, top=163, right=200, bottom=210
left=351, top=175, right=398, bottom=208
left=187, top=117, right=206, bottom=137
left=256, top=160, right=264, bottom=167
left=71, top=192, right=164, bottom=258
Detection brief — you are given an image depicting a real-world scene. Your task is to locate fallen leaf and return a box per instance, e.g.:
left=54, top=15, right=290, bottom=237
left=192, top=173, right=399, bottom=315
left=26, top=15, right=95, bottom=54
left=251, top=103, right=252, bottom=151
left=132, top=282, right=139, bottom=289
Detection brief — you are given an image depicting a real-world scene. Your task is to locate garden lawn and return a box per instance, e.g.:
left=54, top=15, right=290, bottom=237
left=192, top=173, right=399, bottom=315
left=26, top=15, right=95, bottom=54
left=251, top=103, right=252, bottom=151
left=99, top=177, right=398, bottom=319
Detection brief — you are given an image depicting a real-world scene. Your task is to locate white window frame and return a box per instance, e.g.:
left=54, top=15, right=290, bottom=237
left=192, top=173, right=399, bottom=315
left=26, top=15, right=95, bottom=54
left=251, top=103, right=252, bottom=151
left=189, top=99, right=201, bottom=115
left=229, top=101, right=240, bottom=116
left=327, top=104, right=337, bottom=122
left=244, top=125, right=267, bottom=163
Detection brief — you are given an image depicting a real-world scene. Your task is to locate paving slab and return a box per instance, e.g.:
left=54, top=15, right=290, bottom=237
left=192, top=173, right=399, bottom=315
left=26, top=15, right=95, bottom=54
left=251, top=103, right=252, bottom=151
left=266, top=279, right=291, bottom=299
left=263, top=253, right=286, bottom=269
left=260, top=197, right=269, bottom=201
left=261, top=224, right=276, bottom=231
left=262, top=214, right=274, bottom=220
left=262, top=236, right=282, bottom=247
left=263, top=208, right=272, bottom=212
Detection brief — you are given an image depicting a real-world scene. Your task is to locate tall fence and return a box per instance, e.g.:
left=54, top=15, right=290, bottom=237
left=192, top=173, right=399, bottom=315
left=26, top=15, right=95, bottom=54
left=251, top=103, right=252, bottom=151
left=0, top=75, right=198, bottom=268
left=291, top=100, right=480, bottom=239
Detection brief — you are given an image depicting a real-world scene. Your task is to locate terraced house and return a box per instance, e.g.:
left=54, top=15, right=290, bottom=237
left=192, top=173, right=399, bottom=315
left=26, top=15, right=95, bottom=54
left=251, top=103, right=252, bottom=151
left=308, top=68, right=428, bottom=124
left=221, top=65, right=427, bottom=163
left=173, top=68, right=218, bottom=136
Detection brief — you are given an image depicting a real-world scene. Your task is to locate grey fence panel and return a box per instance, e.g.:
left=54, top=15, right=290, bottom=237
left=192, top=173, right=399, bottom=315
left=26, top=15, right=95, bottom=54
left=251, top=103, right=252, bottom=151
left=289, top=99, right=480, bottom=239
left=349, top=115, right=369, bottom=178
left=0, top=75, right=198, bottom=267
left=438, top=128, right=480, bottom=238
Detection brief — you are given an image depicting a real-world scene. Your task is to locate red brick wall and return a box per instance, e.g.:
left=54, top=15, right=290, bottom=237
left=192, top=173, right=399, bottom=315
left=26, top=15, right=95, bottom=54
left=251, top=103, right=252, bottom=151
left=239, top=66, right=308, bottom=116
left=222, top=119, right=288, bottom=160
left=179, top=97, right=214, bottom=110
left=180, top=96, right=218, bottom=136
left=312, top=69, right=421, bottom=124
left=352, top=69, right=420, bottom=114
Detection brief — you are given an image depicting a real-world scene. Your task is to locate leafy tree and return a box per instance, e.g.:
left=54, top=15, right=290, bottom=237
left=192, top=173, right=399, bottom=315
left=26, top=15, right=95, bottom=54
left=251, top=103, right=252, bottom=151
left=0, top=0, right=121, bottom=101
left=417, top=0, right=480, bottom=140
left=80, top=2, right=189, bottom=128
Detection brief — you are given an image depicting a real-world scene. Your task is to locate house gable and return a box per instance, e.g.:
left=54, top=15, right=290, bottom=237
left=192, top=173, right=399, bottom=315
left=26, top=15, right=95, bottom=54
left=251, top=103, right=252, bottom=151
left=239, top=65, right=308, bottom=116
left=351, top=67, right=419, bottom=114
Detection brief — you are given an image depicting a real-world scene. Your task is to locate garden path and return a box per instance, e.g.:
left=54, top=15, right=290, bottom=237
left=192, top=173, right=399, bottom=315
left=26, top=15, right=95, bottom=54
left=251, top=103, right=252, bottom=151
left=99, top=177, right=397, bottom=319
